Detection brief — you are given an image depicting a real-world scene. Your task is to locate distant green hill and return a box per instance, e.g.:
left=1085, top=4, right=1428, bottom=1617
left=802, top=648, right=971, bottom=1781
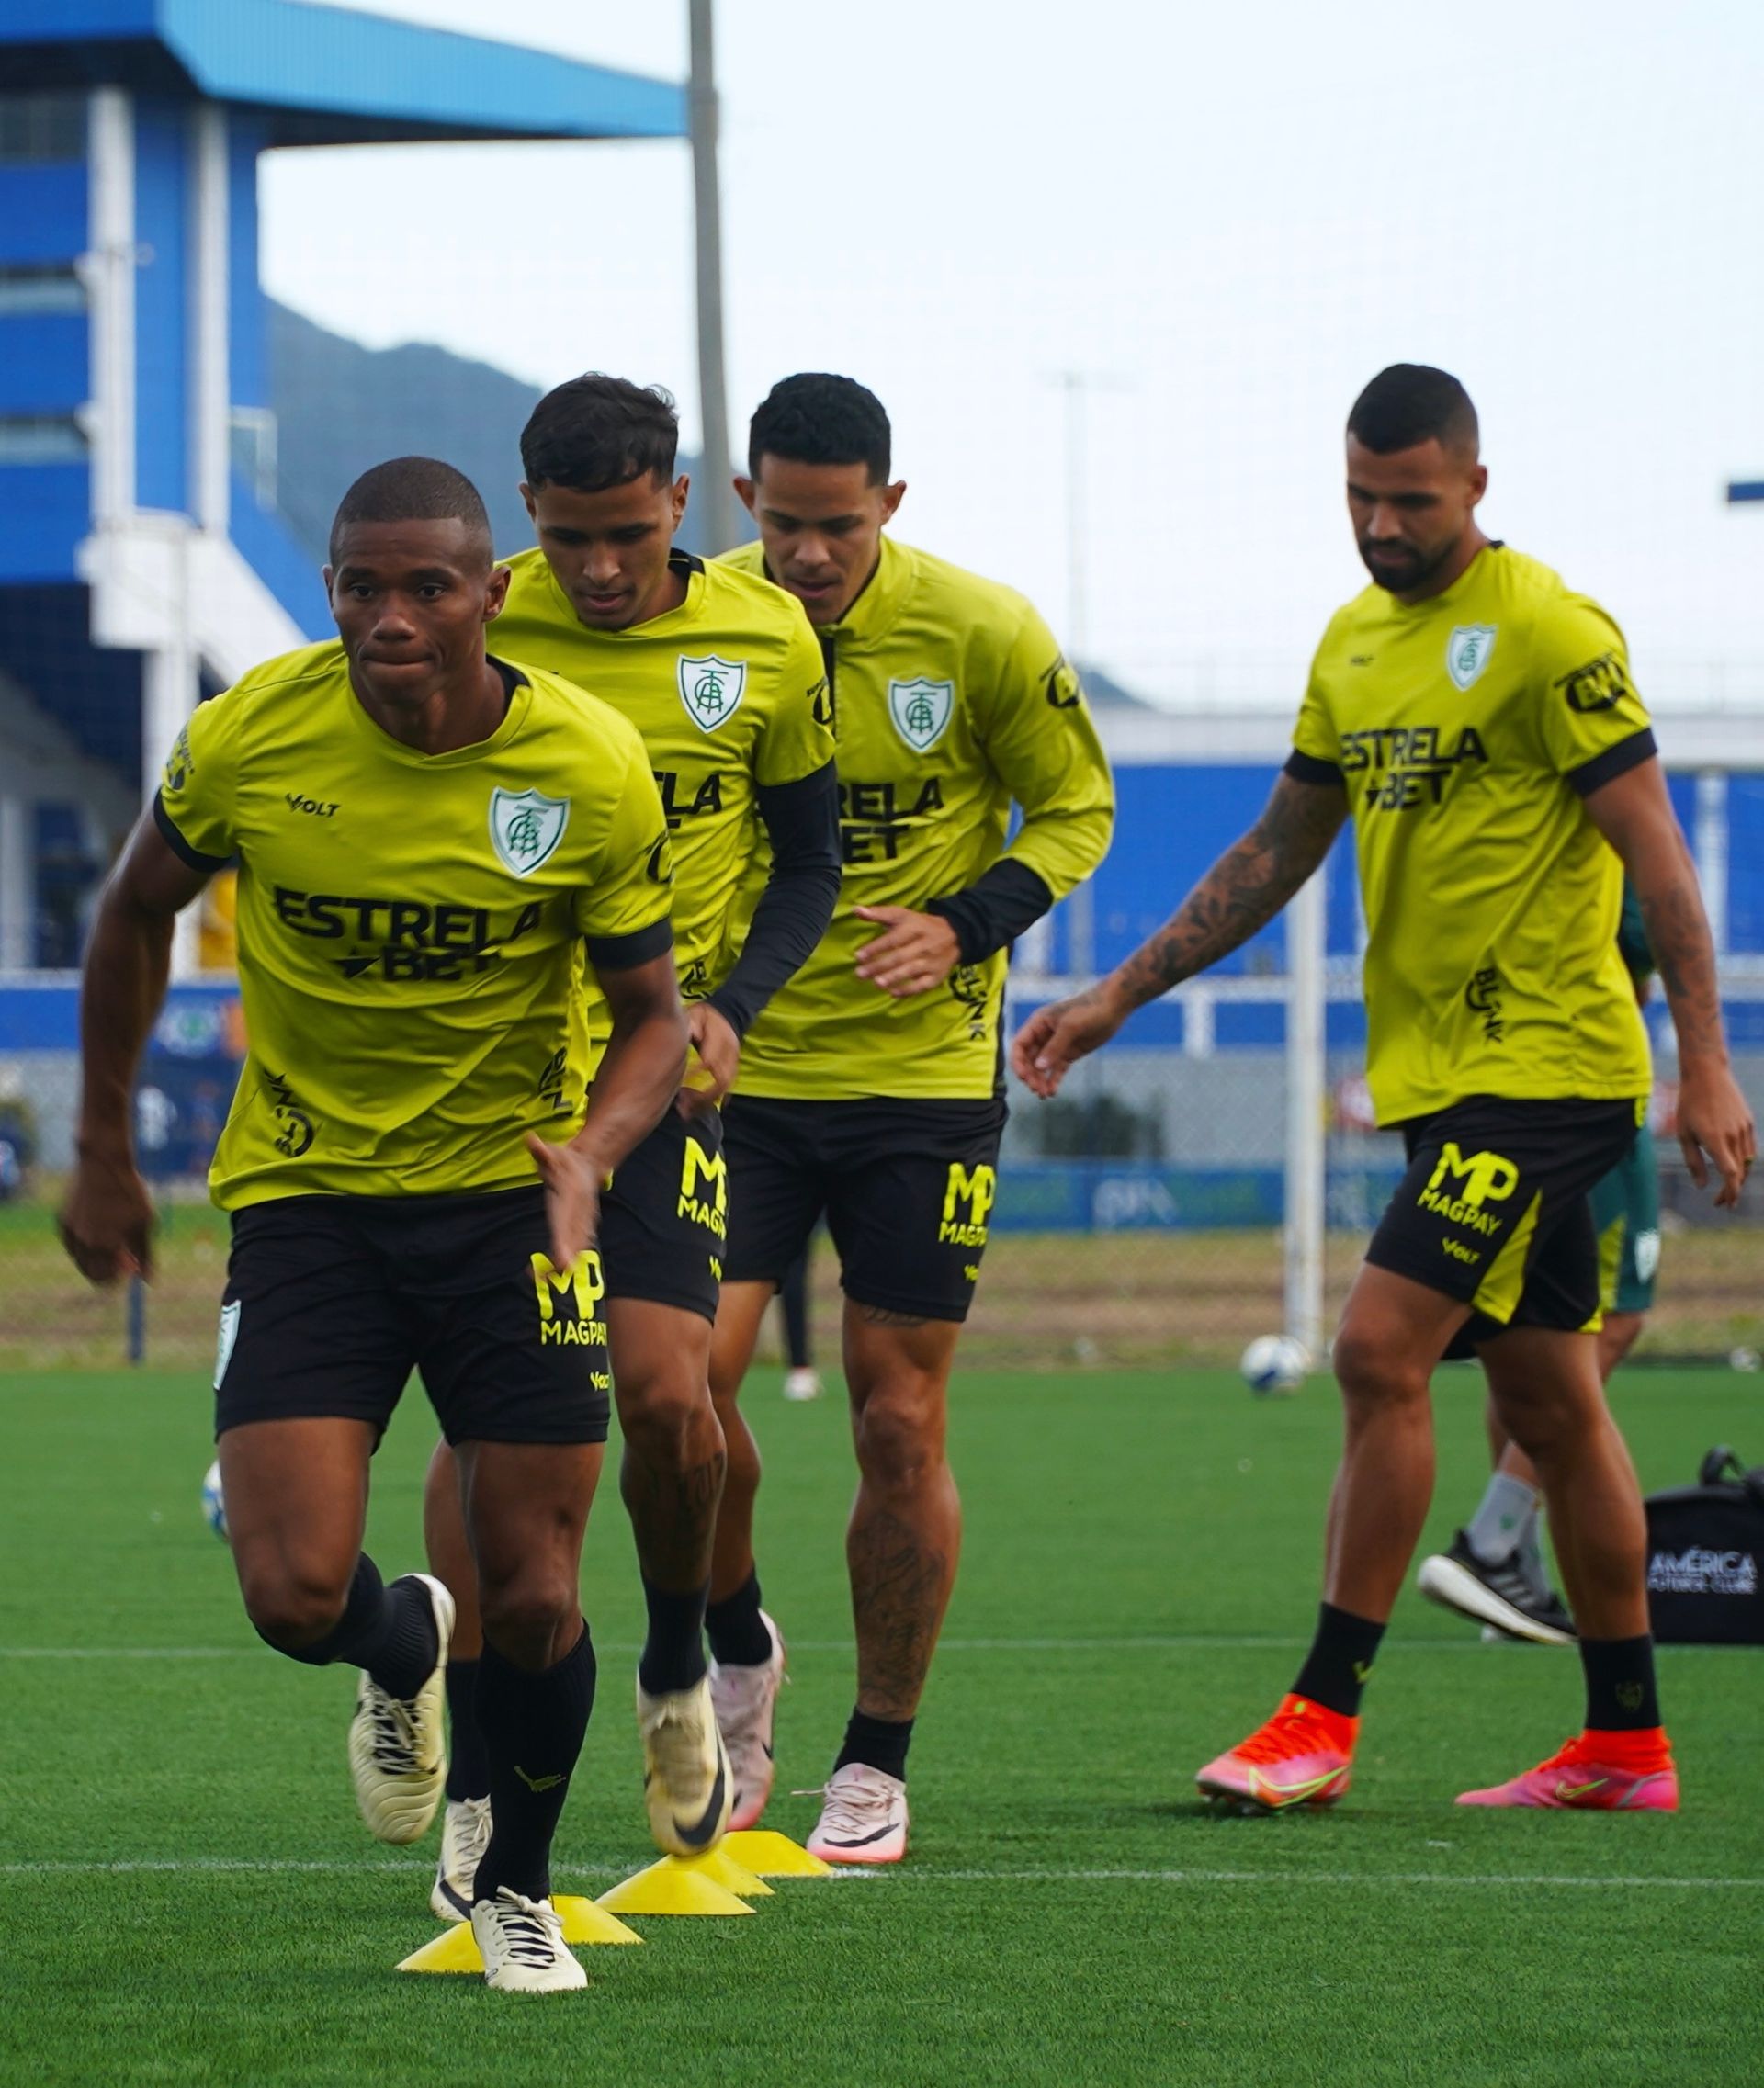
left=267, top=301, right=736, bottom=566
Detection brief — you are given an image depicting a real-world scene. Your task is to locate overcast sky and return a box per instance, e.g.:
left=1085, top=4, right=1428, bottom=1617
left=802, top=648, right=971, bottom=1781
left=263, top=1, right=1764, bottom=707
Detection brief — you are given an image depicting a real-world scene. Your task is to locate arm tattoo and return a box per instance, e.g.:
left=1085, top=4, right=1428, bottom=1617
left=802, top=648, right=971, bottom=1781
left=1114, top=775, right=1346, bottom=1009
left=1639, top=874, right=1726, bottom=1066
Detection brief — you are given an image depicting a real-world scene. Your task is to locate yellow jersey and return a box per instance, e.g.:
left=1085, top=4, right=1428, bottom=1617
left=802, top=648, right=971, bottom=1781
left=1292, top=545, right=1654, bottom=1125
left=490, top=548, right=833, bottom=1047
left=155, top=643, right=673, bottom=1208
left=718, top=536, right=1114, bottom=1100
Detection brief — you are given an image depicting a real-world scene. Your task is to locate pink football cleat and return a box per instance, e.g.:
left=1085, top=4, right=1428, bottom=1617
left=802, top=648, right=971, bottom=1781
left=1456, top=1731, right=1679, bottom=1811
left=1195, top=1693, right=1357, bottom=1812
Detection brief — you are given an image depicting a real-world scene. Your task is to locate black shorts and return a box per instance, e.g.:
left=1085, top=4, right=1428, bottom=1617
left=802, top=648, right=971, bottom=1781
left=721, top=1094, right=1006, bottom=1324
left=1365, top=1095, right=1645, bottom=1352
left=599, top=1100, right=725, bottom=1323
left=215, top=1186, right=610, bottom=1446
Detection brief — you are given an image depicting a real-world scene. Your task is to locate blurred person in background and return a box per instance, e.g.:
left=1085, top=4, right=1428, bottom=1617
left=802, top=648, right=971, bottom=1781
left=1419, top=882, right=1662, bottom=1645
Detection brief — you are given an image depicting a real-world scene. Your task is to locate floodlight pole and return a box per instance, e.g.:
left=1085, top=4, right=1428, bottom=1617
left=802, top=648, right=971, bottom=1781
left=689, top=0, right=736, bottom=554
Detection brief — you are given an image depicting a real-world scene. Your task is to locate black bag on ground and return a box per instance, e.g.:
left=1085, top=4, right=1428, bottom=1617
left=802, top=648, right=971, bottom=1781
left=1644, top=1447, right=1764, bottom=1644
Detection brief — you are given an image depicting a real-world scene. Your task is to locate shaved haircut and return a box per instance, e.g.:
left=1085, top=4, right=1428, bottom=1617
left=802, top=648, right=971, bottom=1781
left=329, top=457, right=494, bottom=566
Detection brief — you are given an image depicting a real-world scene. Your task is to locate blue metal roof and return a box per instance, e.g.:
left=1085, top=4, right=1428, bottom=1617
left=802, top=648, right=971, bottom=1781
left=0, top=0, right=684, bottom=146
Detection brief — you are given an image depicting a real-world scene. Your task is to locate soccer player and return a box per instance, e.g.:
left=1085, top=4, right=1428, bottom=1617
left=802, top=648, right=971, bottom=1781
left=1419, top=883, right=1663, bottom=1645
left=60, top=459, right=686, bottom=1992
left=1014, top=366, right=1755, bottom=1813
left=705, top=373, right=1114, bottom=1860
left=777, top=1239, right=822, bottom=1403
left=419, top=377, right=839, bottom=1911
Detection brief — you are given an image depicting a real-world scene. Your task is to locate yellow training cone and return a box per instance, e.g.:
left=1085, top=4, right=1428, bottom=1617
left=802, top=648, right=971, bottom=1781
left=554, top=1895, right=643, bottom=1945
left=722, top=1829, right=836, bottom=1878
left=670, top=1848, right=774, bottom=1897
left=597, top=1857, right=754, bottom=1917
left=397, top=1923, right=486, bottom=1974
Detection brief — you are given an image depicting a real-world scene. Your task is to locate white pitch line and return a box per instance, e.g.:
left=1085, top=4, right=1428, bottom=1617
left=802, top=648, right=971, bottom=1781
left=0, top=1857, right=1757, bottom=1891
left=0, top=1635, right=1746, bottom=1659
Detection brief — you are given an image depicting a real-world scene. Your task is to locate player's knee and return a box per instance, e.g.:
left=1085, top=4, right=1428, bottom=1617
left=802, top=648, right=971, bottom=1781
left=1331, top=1324, right=1429, bottom=1410
left=853, top=1383, right=944, bottom=1491
left=240, top=1563, right=350, bottom=1653
left=478, top=1570, right=578, bottom=1668
left=618, top=1371, right=715, bottom=1461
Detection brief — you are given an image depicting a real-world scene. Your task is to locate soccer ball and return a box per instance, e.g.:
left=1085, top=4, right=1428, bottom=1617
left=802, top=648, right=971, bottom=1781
left=200, top=1459, right=228, bottom=1541
left=1240, top=1334, right=1311, bottom=1396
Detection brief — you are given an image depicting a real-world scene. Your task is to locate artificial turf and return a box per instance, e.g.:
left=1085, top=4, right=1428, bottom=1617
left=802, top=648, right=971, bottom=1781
left=2, top=1361, right=1761, bottom=2084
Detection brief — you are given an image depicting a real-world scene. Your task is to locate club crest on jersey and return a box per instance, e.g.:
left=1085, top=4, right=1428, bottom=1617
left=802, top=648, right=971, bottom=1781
left=677, top=653, right=747, bottom=733
left=888, top=676, right=955, bottom=752
left=1445, top=625, right=1498, bottom=691
left=489, top=787, right=570, bottom=877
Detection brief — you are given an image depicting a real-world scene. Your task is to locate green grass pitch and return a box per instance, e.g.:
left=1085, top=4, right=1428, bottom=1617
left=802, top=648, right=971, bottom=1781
left=3, top=1360, right=1761, bottom=2085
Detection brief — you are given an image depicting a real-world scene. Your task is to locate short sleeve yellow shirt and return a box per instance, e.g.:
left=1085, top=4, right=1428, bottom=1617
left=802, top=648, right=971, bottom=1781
left=1293, top=546, right=1653, bottom=1124
left=155, top=642, right=673, bottom=1208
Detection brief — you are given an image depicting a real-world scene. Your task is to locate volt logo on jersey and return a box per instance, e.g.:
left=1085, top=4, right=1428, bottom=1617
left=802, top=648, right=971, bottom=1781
left=1445, top=625, right=1498, bottom=691
left=677, top=653, right=747, bottom=732
left=490, top=788, right=570, bottom=877
left=888, top=677, right=955, bottom=751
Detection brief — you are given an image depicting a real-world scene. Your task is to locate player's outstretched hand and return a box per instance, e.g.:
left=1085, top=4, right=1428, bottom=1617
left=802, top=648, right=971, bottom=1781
left=526, top=1131, right=602, bottom=1273
left=1676, top=1061, right=1757, bottom=1209
left=681, top=999, right=741, bottom=1108
left=1011, top=984, right=1129, bottom=1099
left=853, top=905, right=961, bottom=999
left=58, top=1150, right=156, bottom=1285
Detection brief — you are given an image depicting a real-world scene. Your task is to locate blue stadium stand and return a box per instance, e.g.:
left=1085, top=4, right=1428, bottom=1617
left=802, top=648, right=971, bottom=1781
left=0, top=0, right=683, bottom=969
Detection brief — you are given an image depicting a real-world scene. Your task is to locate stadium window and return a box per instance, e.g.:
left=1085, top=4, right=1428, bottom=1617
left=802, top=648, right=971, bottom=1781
left=0, top=93, right=85, bottom=163
left=0, top=265, right=84, bottom=315
left=0, top=416, right=86, bottom=463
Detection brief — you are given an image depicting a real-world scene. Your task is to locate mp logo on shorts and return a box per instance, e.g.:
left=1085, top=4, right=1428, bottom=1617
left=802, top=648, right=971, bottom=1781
left=1445, top=625, right=1498, bottom=691
left=1634, top=1227, right=1661, bottom=1284
left=939, top=1162, right=997, bottom=1247
left=1418, top=1143, right=1519, bottom=1235
left=530, top=1250, right=606, bottom=1346
left=888, top=677, right=955, bottom=753
left=677, top=654, right=747, bottom=733
left=490, top=788, right=571, bottom=877
left=677, top=1136, right=729, bottom=1240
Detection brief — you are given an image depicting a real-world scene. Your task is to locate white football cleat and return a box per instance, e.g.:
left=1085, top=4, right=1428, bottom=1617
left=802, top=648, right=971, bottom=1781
left=783, top=1367, right=823, bottom=1403
left=471, top=1889, right=586, bottom=1994
left=430, top=1794, right=492, bottom=1922
left=709, top=1611, right=786, bottom=1832
left=636, top=1673, right=732, bottom=1856
left=805, top=1762, right=909, bottom=1865
left=348, top=1573, right=454, bottom=1845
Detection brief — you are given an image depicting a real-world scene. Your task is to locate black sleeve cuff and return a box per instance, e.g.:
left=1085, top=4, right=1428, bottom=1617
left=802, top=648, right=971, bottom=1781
left=1568, top=727, right=1657, bottom=799
left=584, top=917, right=673, bottom=971
left=926, top=858, right=1055, bottom=965
left=705, top=760, right=842, bottom=1039
left=1283, top=751, right=1345, bottom=788
left=153, top=790, right=232, bottom=874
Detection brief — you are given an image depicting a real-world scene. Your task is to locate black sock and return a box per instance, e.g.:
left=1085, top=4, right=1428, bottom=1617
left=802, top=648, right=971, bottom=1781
left=1580, top=1633, right=1661, bottom=1732
left=445, top=1659, right=490, bottom=1801
left=834, top=1708, right=913, bottom=1783
left=268, top=1553, right=437, bottom=1699
left=638, top=1576, right=709, bottom=1696
left=705, top=1570, right=773, bottom=1667
left=1290, top=1602, right=1385, bottom=1720
left=472, top=1626, right=596, bottom=1903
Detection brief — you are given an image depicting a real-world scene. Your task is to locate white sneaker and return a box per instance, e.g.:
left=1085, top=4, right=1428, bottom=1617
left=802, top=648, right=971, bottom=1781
left=783, top=1367, right=823, bottom=1403
left=348, top=1573, right=454, bottom=1845
left=636, top=1673, right=732, bottom=1856
left=709, top=1611, right=786, bottom=1832
left=804, top=1761, right=909, bottom=1864
left=431, top=1795, right=492, bottom=1922
left=471, top=1888, right=586, bottom=1994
